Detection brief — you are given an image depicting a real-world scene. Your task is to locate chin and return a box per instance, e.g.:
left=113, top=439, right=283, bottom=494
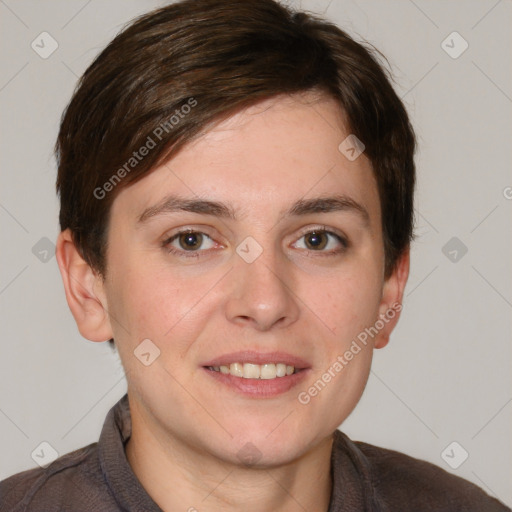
left=223, top=423, right=314, bottom=466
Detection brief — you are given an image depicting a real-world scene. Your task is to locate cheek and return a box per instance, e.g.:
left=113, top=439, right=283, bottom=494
left=300, top=264, right=383, bottom=340
left=106, top=254, right=222, bottom=355
left=104, top=247, right=173, bottom=342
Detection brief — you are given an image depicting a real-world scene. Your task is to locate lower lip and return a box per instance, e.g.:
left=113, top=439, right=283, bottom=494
left=202, top=367, right=310, bottom=398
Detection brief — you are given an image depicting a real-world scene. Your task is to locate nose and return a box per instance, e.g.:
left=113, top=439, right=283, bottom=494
left=224, top=245, right=300, bottom=331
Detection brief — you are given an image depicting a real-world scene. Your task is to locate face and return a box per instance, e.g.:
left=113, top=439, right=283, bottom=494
left=85, top=92, right=407, bottom=466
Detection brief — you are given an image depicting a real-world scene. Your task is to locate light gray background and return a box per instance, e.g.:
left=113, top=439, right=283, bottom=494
left=1, top=0, right=511, bottom=506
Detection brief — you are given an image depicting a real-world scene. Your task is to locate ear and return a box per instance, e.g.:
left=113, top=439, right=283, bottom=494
left=373, top=247, right=410, bottom=349
left=55, top=229, right=113, bottom=342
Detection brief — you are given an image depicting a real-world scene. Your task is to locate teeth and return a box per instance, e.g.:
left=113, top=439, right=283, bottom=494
left=260, top=363, right=276, bottom=380
left=213, top=362, right=298, bottom=379
left=243, top=363, right=260, bottom=379
left=276, top=363, right=287, bottom=377
left=230, top=363, right=243, bottom=377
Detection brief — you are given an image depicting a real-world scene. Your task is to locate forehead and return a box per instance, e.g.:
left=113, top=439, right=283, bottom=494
left=111, top=92, right=380, bottom=224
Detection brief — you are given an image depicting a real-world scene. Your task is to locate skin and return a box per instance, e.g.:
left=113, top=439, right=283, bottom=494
left=56, top=91, right=409, bottom=512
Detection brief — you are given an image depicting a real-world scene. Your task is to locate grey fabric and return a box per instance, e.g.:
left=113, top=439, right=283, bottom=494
left=1, top=394, right=509, bottom=511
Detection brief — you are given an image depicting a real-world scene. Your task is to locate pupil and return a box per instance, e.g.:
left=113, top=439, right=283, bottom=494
left=180, top=232, right=202, bottom=250
left=306, top=231, right=327, bottom=250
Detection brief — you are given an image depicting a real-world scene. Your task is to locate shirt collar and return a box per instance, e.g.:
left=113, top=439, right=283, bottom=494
left=328, top=430, right=380, bottom=511
left=98, top=393, right=163, bottom=511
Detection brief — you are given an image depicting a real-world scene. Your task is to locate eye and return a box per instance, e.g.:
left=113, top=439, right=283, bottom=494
left=164, top=230, right=216, bottom=255
left=292, top=229, right=347, bottom=254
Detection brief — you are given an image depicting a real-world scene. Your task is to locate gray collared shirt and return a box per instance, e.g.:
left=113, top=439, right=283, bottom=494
left=1, top=394, right=509, bottom=511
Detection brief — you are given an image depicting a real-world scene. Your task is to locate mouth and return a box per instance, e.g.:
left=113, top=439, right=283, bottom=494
left=201, top=351, right=310, bottom=397
left=205, top=362, right=300, bottom=379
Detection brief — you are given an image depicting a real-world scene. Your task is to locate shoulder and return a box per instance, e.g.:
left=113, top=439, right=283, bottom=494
left=0, top=442, right=114, bottom=512
left=353, top=439, right=510, bottom=511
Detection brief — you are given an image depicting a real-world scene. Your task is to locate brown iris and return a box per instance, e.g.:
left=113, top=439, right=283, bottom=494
left=304, top=231, right=328, bottom=250
left=178, top=232, right=203, bottom=250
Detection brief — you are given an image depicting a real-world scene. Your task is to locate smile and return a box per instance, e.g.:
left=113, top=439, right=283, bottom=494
left=201, top=351, right=310, bottom=397
left=206, top=363, right=297, bottom=379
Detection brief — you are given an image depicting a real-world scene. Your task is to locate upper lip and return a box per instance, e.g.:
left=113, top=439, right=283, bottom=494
left=202, top=351, right=311, bottom=369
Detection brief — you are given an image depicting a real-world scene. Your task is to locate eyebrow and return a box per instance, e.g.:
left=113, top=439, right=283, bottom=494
left=136, top=194, right=369, bottom=226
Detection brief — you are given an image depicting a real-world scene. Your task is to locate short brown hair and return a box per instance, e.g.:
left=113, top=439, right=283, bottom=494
left=56, top=0, right=415, bottom=281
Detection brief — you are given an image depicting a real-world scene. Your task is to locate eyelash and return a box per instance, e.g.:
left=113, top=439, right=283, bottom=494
left=162, top=229, right=218, bottom=259
left=293, top=226, right=349, bottom=256
left=162, top=227, right=349, bottom=259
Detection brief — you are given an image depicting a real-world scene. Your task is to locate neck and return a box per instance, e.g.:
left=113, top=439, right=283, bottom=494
left=125, top=402, right=334, bottom=512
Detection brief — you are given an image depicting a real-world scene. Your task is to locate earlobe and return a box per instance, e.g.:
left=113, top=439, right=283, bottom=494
left=55, top=229, right=113, bottom=342
left=374, top=247, right=410, bottom=349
